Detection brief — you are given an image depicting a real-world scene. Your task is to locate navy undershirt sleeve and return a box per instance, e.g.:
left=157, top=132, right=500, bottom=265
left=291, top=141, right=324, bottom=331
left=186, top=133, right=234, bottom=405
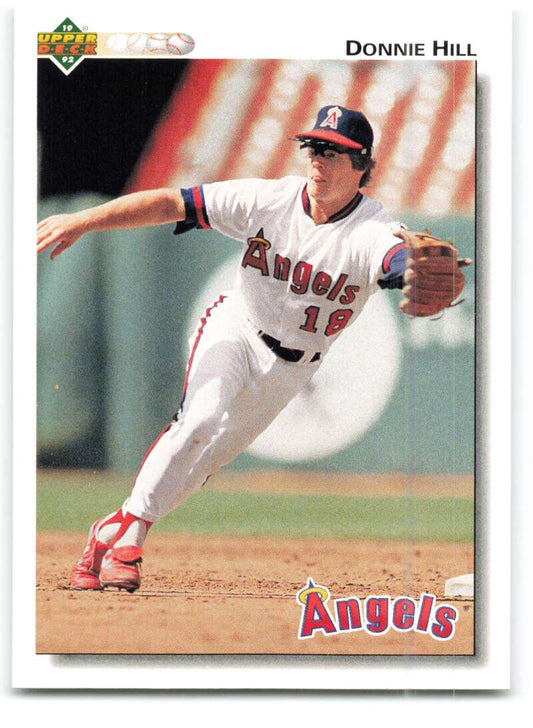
left=378, top=248, right=407, bottom=288
left=378, top=248, right=407, bottom=289
left=173, top=187, right=211, bottom=235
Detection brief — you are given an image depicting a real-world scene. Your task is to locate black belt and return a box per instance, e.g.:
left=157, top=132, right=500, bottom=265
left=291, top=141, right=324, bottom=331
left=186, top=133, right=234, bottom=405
left=258, top=331, right=321, bottom=363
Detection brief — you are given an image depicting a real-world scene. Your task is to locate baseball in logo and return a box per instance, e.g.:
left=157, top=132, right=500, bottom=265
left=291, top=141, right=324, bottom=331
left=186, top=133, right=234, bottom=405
left=104, top=31, right=195, bottom=56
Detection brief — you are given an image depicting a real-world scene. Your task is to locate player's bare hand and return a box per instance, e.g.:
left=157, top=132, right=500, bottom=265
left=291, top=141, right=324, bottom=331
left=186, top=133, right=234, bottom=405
left=37, top=212, right=90, bottom=260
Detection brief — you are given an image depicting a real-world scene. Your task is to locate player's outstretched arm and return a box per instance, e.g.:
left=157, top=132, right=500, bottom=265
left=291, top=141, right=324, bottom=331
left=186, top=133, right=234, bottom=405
left=37, top=188, right=185, bottom=260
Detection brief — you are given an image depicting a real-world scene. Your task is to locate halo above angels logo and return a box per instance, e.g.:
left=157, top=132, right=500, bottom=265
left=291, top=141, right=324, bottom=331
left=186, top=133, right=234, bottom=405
left=37, top=18, right=97, bottom=75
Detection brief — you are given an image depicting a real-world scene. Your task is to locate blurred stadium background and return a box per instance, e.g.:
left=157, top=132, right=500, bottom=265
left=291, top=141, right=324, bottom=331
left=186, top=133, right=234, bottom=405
left=37, top=58, right=474, bottom=482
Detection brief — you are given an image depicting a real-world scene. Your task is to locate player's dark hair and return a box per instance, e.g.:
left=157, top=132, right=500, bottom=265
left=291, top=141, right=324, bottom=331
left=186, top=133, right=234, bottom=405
left=349, top=152, right=376, bottom=187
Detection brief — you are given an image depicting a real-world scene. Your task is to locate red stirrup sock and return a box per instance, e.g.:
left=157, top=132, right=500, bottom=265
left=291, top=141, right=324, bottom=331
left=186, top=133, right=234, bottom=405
left=110, top=511, right=153, bottom=549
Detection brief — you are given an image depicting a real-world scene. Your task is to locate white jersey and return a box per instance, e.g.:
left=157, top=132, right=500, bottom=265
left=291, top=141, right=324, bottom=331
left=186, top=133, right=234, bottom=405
left=185, top=176, right=404, bottom=353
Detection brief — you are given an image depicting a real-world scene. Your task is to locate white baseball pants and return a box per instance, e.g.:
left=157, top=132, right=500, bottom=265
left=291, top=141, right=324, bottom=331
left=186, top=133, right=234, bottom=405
left=125, top=291, right=321, bottom=522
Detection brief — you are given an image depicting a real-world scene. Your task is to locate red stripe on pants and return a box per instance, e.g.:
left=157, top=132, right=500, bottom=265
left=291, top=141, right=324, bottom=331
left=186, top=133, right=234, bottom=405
left=131, top=422, right=172, bottom=491
left=181, top=294, right=227, bottom=402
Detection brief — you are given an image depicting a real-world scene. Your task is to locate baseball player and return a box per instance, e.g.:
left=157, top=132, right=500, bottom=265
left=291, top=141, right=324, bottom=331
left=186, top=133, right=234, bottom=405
left=36, top=105, right=466, bottom=592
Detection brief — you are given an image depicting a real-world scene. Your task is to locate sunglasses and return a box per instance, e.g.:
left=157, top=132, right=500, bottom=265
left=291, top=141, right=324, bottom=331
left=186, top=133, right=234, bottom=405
left=299, top=141, right=350, bottom=157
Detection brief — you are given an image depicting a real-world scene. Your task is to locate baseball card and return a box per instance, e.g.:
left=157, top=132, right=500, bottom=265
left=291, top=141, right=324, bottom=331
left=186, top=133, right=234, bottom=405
left=12, top=1, right=513, bottom=693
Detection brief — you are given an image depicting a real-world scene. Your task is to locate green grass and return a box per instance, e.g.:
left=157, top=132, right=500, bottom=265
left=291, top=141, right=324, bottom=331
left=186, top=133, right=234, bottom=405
left=37, top=473, right=473, bottom=542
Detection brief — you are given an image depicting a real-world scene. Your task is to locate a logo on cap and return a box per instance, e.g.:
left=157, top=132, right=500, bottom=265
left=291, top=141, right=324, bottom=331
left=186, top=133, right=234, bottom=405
left=320, top=106, right=342, bottom=130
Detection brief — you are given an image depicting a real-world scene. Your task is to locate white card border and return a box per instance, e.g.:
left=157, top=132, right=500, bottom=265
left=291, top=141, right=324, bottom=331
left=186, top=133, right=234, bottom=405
left=10, top=0, right=514, bottom=691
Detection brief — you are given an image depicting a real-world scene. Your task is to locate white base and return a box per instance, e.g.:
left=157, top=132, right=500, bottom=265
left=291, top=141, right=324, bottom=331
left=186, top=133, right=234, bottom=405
left=444, top=572, right=474, bottom=597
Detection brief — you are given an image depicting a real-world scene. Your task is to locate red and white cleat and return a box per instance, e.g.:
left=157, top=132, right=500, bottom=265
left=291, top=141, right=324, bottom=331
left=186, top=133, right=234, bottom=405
left=99, top=546, right=143, bottom=593
left=70, top=518, right=110, bottom=591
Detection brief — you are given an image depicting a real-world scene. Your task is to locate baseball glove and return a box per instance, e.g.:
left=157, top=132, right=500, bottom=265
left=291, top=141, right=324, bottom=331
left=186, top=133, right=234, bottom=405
left=394, top=229, right=472, bottom=318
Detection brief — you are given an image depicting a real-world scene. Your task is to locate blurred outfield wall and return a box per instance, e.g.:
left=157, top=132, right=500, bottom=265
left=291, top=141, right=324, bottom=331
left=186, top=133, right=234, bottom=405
left=37, top=193, right=474, bottom=473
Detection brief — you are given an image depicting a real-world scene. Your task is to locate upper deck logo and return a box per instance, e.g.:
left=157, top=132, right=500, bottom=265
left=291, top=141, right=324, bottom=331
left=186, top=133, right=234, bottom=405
left=37, top=18, right=97, bottom=75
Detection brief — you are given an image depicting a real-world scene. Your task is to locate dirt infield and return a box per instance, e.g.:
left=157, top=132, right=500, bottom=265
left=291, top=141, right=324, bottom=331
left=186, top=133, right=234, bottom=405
left=209, top=472, right=475, bottom=498
left=36, top=532, right=473, bottom=655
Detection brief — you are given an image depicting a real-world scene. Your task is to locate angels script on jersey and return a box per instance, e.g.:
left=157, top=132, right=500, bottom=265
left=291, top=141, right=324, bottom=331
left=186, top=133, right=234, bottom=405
left=241, top=229, right=361, bottom=304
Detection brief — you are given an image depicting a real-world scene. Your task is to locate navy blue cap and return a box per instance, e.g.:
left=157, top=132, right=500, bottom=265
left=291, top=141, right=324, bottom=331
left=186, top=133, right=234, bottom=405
left=294, top=105, right=374, bottom=154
